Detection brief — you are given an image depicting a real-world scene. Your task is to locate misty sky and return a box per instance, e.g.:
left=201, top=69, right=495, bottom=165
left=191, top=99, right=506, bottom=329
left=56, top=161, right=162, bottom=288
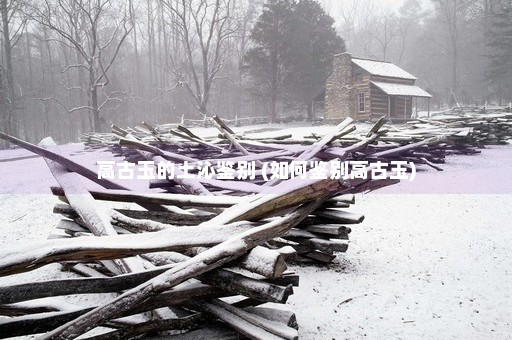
left=322, top=0, right=433, bottom=16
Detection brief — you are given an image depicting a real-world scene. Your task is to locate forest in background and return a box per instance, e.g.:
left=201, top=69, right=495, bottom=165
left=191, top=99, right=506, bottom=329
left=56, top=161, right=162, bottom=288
left=0, top=0, right=511, bottom=143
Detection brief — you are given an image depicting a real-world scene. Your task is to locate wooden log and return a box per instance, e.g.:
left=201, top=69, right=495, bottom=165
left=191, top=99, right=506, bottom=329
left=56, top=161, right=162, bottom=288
left=327, top=194, right=355, bottom=204
left=68, top=263, right=109, bottom=278
left=211, top=115, right=264, bottom=168
left=301, top=251, right=336, bottom=263
left=284, top=229, right=317, bottom=239
left=200, top=269, right=293, bottom=303
left=119, top=137, right=195, bottom=162
left=114, top=131, right=212, bottom=196
left=144, top=245, right=288, bottom=280
left=169, top=129, right=224, bottom=151
left=0, top=263, right=174, bottom=304
left=366, top=116, right=388, bottom=137
left=0, top=304, right=60, bottom=316
left=155, top=322, right=239, bottom=340
left=0, top=221, right=254, bottom=276
left=81, top=313, right=203, bottom=340
left=50, top=186, right=239, bottom=207
left=199, top=299, right=298, bottom=340
left=0, top=309, right=95, bottom=337
left=303, top=224, right=351, bottom=239
left=372, top=135, right=447, bottom=158
left=39, top=138, right=143, bottom=274
left=295, top=118, right=354, bottom=161
left=314, top=209, right=365, bottom=224
left=202, top=149, right=295, bottom=165
left=206, top=175, right=344, bottom=225
left=243, top=306, right=298, bottom=330
left=262, top=119, right=354, bottom=187
left=267, top=274, right=300, bottom=288
left=54, top=203, right=210, bottom=226
left=0, top=285, right=219, bottom=338
left=320, top=201, right=350, bottom=209
left=308, top=238, right=348, bottom=253
left=235, top=246, right=288, bottom=279
left=40, top=202, right=319, bottom=339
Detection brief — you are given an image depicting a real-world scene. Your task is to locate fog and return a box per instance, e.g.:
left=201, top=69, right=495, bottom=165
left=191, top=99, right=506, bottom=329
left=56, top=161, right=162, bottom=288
left=0, top=0, right=510, bottom=143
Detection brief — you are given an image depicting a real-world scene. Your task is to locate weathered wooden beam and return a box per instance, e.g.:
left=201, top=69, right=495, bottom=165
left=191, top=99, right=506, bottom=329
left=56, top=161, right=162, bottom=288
left=0, top=263, right=173, bottom=304
left=54, top=203, right=210, bottom=226
left=151, top=245, right=289, bottom=280
left=50, top=186, right=239, bottom=207
left=39, top=138, right=144, bottom=274
left=0, top=221, right=254, bottom=276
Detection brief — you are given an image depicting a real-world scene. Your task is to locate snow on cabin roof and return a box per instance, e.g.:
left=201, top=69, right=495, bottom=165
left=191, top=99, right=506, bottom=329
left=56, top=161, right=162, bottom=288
left=352, top=58, right=417, bottom=80
left=371, top=81, right=432, bottom=98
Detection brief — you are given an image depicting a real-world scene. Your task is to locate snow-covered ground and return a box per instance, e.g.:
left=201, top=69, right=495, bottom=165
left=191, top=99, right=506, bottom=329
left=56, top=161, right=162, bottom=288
left=0, top=140, right=511, bottom=339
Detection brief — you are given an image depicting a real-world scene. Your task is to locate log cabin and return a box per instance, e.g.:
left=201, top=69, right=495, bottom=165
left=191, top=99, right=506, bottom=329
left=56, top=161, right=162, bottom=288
left=313, top=52, right=431, bottom=122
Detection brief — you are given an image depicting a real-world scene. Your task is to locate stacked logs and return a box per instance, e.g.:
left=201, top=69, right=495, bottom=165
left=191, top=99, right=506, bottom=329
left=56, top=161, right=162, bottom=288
left=80, top=116, right=484, bottom=174
left=0, top=118, right=403, bottom=339
left=409, top=110, right=512, bottom=145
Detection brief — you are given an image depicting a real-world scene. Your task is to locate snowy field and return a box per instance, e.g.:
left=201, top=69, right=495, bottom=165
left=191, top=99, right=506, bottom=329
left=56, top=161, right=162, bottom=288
left=0, top=140, right=511, bottom=339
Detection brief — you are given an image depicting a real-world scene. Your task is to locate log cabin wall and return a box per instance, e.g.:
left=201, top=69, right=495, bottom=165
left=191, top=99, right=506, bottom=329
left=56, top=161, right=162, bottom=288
left=352, top=68, right=371, bottom=120
left=370, top=86, right=390, bottom=117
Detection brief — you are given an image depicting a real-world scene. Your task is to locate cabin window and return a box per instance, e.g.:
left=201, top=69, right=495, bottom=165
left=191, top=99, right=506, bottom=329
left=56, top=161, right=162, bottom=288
left=358, top=93, right=365, bottom=112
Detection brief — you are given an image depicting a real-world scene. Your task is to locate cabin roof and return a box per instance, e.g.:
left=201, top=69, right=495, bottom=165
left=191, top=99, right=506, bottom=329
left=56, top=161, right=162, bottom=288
left=371, top=81, right=432, bottom=98
left=352, top=58, right=417, bottom=80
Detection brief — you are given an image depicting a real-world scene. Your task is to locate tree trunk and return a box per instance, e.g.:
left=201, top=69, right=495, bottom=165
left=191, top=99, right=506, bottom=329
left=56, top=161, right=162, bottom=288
left=452, top=39, right=458, bottom=104
left=270, top=89, right=277, bottom=123
left=1, top=0, right=15, bottom=136
left=88, top=64, right=101, bottom=132
left=43, top=26, right=59, bottom=140
left=306, top=101, right=313, bottom=121
left=130, top=0, right=142, bottom=97
left=25, top=31, right=34, bottom=92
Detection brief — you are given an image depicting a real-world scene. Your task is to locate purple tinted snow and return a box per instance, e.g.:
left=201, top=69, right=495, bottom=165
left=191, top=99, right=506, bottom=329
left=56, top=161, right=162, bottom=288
left=1, top=142, right=511, bottom=194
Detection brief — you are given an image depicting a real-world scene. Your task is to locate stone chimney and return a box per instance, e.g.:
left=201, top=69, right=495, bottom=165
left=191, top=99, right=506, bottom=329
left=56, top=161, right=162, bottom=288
left=325, top=52, right=354, bottom=121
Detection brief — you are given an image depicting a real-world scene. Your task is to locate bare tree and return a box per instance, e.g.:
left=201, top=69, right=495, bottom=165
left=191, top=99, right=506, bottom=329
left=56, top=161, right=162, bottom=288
left=371, top=9, right=398, bottom=61
left=31, top=0, right=132, bottom=132
left=338, top=0, right=362, bottom=52
left=396, top=0, right=423, bottom=64
left=162, top=0, right=239, bottom=119
left=1, top=0, right=27, bottom=136
left=432, top=0, right=475, bottom=102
